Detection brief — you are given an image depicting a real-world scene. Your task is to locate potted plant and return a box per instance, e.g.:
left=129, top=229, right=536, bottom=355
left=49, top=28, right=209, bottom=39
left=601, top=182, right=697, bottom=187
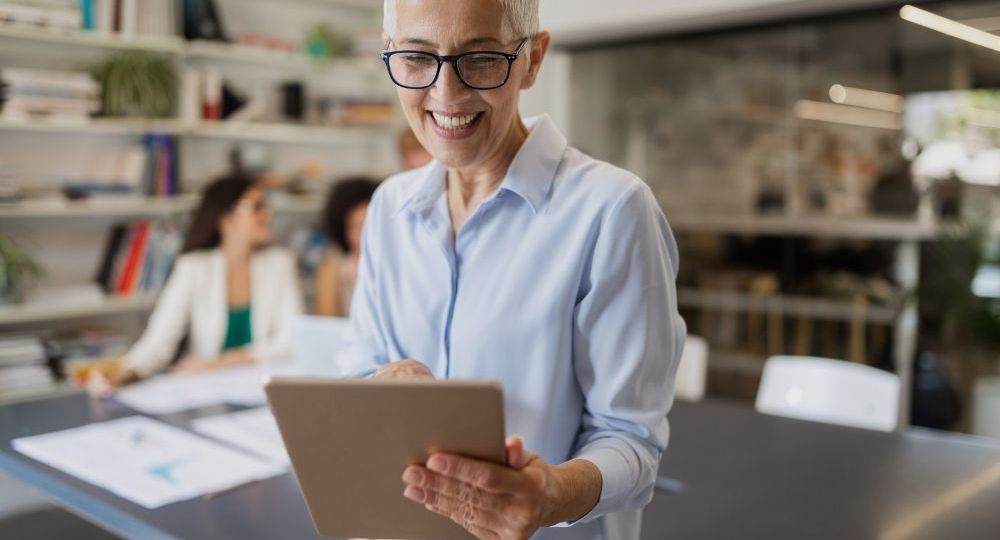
left=93, top=52, right=177, bottom=118
left=0, top=235, right=43, bottom=305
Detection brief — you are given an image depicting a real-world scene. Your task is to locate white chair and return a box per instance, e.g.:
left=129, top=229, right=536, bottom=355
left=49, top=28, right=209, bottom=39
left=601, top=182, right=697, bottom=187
left=289, top=315, right=362, bottom=377
left=674, top=335, right=708, bottom=401
left=755, top=356, right=900, bottom=432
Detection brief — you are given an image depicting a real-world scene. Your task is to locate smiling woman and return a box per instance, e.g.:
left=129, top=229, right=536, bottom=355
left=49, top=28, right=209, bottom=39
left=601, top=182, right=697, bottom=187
left=380, top=0, right=545, bottom=199
left=356, top=2, right=687, bottom=540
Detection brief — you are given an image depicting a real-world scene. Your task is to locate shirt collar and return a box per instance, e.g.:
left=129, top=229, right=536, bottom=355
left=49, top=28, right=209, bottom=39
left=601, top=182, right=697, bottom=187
left=397, top=114, right=567, bottom=215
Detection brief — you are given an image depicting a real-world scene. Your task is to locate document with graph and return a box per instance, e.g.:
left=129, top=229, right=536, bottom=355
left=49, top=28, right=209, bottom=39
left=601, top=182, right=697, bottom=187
left=191, top=407, right=290, bottom=467
left=12, top=416, right=285, bottom=508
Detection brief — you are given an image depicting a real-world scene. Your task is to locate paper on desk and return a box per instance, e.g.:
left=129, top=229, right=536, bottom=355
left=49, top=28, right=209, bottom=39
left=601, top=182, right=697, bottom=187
left=115, top=365, right=272, bottom=415
left=13, top=416, right=285, bottom=509
left=191, top=407, right=289, bottom=467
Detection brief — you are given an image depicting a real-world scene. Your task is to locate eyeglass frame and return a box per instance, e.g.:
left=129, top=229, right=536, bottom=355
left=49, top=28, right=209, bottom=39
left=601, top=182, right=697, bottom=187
left=380, top=37, right=530, bottom=90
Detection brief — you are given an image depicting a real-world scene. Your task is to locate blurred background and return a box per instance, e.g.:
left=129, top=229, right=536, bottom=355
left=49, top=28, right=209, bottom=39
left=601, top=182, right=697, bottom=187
left=1, top=0, right=999, bottom=537
left=0, top=0, right=998, bottom=457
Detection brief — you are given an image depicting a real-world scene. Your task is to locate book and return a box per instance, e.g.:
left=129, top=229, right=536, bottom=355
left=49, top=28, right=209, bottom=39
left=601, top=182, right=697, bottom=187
left=181, top=0, right=226, bottom=41
left=81, top=0, right=94, bottom=29
left=94, top=222, right=129, bottom=293
left=115, top=220, right=150, bottom=295
left=95, top=219, right=182, bottom=296
left=119, top=0, right=137, bottom=35
left=139, top=223, right=162, bottom=292
left=94, top=0, right=113, bottom=32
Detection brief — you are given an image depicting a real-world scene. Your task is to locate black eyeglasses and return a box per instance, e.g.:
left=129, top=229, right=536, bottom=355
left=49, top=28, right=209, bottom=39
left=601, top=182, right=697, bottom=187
left=381, top=38, right=529, bottom=90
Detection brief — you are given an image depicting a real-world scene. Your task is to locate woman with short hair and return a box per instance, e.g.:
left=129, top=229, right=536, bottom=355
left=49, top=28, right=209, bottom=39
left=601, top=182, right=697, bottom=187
left=356, top=1, right=686, bottom=538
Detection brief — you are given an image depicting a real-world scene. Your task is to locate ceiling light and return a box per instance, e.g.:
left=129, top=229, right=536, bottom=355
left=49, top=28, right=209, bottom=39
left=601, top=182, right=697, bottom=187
left=828, top=84, right=904, bottom=113
left=900, top=5, right=1000, bottom=54
left=795, top=100, right=902, bottom=130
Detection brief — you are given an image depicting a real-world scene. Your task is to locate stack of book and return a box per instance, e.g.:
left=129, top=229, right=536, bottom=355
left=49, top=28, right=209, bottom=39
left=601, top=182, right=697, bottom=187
left=0, top=0, right=81, bottom=30
left=95, top=220, right=183, bottom=298
left=0, top=335, right=54, bottom=399
left=0, top=67, right=99, bottom=122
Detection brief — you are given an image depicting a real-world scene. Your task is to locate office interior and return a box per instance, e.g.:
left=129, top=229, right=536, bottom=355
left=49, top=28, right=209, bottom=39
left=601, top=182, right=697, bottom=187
left=0, top=0, right=999, bottom=538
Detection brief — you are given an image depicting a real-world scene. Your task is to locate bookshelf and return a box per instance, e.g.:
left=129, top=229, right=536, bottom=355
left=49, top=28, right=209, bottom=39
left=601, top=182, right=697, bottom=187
left=0, top=23, right=184, bottom=53
left=668, top=214, right=939, bottom=242
left=0, top=117, right=392, bottom=145
left=0, top=194, right=324, bottom=219
left=0, top=24, right=387, bottom=75
left=187, top=121, right=388, bottom=145
left=676, top=288, right=899, bottom=324
left=0, top=295, right=158, bottom=326
left=0, top=117, right=188, bottom=136
left=0, top=195, right=196, bottom=219
left=0, top=4, right=394, bottom=312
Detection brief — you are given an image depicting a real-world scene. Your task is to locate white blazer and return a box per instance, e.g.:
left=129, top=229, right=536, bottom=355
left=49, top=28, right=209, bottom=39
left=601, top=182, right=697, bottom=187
left=122, top=246, right=303, bottom=377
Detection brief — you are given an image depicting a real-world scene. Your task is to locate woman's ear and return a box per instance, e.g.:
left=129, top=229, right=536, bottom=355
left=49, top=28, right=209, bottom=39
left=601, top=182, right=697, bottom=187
left=520, top=30, right=551, bottom=90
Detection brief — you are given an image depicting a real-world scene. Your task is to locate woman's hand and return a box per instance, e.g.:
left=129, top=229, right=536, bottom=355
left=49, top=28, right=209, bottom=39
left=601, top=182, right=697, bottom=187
left=84, top=367, right=139, bottom=398
left=171, top=349, right=253, bottom=374
left=401, top=436, right=601, bottom=540
left=171, top=356, right=219, bottom=374
left=373, top=359, right=434, bottom=380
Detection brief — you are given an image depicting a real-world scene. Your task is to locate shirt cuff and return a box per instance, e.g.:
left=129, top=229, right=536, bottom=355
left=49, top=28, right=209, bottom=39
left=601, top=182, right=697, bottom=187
left=120, top=352, right=160, bottom=379
left=554, top=438, right=640, bottom=527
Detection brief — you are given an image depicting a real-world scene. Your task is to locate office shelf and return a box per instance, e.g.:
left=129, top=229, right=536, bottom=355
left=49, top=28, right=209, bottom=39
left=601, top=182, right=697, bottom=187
left=0, top=117, right=187, bottom=136
left=669, top=214, right=939, bottom=241
left=0, top=295, right=158, bottom=326
left=0, top=117, right=392, bottom=145
left=0, top=24, right=382, bottom=73
left=677, top=288, right=898, bottom=324
left=0, top=194, right=326, bottom=219
left=0, top=195, right=195, bottom=219
left=0, top=23, right=183, bottom=53
left=187, top=121, right=388, bottom=145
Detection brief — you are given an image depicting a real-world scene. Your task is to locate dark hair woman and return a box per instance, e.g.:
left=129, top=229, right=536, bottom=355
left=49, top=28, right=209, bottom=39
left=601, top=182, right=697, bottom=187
left=314, top=177, right=379, bottom=317
left=181, top=175, right=256, bottom=253
left=87, top=175, right=303, bottom=394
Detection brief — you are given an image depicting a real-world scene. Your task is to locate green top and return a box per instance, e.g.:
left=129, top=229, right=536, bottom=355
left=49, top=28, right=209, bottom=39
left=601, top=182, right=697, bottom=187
left=222, top=305, right=253, bottom=351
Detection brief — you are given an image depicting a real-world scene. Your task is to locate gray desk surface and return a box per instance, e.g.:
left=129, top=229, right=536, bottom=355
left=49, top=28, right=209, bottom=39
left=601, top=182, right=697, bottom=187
left=2, top=394, right=999, bottom=539
left=645, top=400, right=1000, bottom=540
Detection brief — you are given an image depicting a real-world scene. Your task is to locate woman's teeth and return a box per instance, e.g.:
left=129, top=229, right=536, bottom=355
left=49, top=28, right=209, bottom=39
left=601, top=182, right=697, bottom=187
left=432, top=112, right=478, bottom=130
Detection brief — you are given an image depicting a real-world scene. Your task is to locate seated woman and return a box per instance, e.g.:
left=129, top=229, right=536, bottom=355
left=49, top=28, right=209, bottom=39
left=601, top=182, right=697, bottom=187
left=95, top=175, right=303, bottom=389
left=313, top=177, right=378, bottom=317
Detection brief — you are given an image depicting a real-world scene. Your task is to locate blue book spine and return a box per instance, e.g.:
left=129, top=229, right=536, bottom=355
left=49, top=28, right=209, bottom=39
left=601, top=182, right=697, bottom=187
left=81, top=0, right=95, bottom=30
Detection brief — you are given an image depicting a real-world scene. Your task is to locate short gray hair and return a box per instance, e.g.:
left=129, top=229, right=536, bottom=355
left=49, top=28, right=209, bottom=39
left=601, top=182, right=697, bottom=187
left=383, top=0, right=539, bottom=40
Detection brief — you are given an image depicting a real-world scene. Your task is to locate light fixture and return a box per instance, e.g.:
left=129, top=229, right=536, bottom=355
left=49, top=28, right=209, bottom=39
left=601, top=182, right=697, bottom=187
left=828, top=84, right=904, bottom=113
left=900, top=5, right=1000, bottom=54
left=795, top=100, right=902, bottom=130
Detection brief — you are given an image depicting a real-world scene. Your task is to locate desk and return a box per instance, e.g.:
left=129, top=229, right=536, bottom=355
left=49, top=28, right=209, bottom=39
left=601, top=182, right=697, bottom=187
left=2, top=395, right=999, bottom=539
left=0, top=394, right=320, bottom=540
left=644, top=400, right=1000, bottom=540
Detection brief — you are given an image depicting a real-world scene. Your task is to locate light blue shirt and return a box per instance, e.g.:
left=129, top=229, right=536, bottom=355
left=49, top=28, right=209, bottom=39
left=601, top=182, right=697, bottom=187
left=350, top=115, right=686, bottom=540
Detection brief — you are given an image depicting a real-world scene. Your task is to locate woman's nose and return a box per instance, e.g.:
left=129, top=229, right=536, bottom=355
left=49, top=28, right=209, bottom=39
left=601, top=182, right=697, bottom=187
left=430, top=60, right=471, bottom=102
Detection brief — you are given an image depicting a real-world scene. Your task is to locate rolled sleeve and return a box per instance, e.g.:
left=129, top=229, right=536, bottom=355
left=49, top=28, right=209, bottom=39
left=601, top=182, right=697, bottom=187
left=567, top=182, right=686, bottom=524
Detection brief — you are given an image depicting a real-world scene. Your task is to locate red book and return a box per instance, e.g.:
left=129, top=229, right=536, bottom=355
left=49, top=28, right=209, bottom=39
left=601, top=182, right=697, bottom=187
left=116, top=220, right=151, bottom=296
